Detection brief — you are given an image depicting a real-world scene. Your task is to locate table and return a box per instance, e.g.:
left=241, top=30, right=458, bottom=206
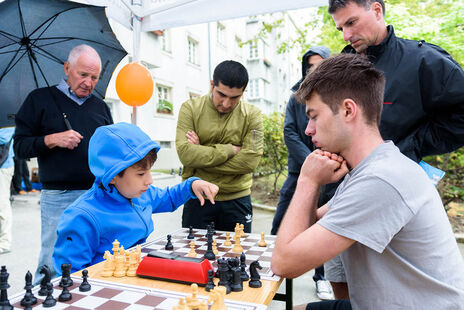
left=76, top=228, right=292, bottom=308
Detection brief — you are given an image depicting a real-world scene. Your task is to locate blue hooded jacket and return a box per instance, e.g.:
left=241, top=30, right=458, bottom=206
left=53, top=122, right=199, bottom=274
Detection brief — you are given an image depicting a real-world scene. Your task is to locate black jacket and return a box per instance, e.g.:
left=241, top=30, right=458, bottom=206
left=343, top=25, right=464, bottom=162
left=14, top=86, right=113, bottom=190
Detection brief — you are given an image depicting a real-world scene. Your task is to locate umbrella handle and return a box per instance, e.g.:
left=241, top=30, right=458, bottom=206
left=63, top=113, right=72, bottom=130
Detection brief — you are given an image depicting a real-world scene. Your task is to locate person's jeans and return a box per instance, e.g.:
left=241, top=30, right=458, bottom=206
left=306, top=300, right=352, bottom=310
left=33, top=189, right=86, bottom=285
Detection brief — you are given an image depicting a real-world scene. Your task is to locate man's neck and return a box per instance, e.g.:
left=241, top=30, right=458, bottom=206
left=341, top=128, right=384, bottom=169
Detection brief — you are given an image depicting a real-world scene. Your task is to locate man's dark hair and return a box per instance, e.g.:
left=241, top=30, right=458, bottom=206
left=213, top=60, right=249, bottom=90
left=117, top=148, right=158, bottom=177
left=328, top=0, right=385, bottom=16
left=295, top=53, right=385, bottom=127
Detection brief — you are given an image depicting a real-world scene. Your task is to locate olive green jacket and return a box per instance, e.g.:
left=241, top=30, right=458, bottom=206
left=176, top=94, right=264, bottom=201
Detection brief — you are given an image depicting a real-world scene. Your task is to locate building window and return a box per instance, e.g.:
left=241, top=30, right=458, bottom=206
left=187, top=37, right=199, bottom=65
left=217, top=23, right=226, bottom=47
left=156, top=85, right=173, bottom=114
left=161, top=30, right=171, bottom=53
left=248, top=79, right=260, bottom=98
left=159, top=141, right=171, bottom=149
left=249, top=42, right=259, bottom=59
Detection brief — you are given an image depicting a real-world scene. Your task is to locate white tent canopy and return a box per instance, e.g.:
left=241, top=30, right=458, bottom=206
left=80, top=0, right=328, bottom=31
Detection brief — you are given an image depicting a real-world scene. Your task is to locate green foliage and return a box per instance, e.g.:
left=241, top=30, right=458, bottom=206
left=254, top=112, right=288, bottom=193
left=157, top=99, right=173, bottom=112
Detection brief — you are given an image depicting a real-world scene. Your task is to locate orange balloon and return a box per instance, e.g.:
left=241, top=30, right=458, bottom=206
left=116, top=62, right=154, bottom=107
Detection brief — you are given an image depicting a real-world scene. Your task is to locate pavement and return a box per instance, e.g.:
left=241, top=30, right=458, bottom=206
left=2, top=173, right=463, bottom=309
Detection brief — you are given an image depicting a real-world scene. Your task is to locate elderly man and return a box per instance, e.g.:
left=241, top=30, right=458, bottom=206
left=14, top=44, right=113, bottom=282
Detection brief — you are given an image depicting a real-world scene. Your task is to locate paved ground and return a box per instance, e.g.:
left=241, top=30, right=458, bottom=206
left=2, top=174, right=463, bottom=309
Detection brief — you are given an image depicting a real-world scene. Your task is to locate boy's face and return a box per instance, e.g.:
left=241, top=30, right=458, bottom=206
left=110, top=165, right=153, bottom=199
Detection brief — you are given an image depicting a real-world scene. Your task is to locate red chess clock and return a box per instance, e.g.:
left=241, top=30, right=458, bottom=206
left=136, top=251, right=214, bottom=285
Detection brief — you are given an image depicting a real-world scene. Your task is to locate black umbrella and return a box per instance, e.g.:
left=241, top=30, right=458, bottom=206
left=0, top=0, right=127, bottom=127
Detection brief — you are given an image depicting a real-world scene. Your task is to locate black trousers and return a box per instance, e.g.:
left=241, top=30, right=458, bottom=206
left=12, top=158, right=32, bottom=192
left=306, top=300, right=352, bottom=310
left=182, top=195, right=252, bottom=233
left=271, top=172, right=326, bottom=282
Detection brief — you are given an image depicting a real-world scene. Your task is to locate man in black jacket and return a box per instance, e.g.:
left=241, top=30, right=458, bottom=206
left=271, top=46, right=333, bottom=300
left=321, top=0, right=464, bottom=300
left=14, top=44, right=113, bottom=283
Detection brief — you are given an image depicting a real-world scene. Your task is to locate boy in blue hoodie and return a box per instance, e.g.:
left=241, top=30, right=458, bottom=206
left=53, top=122, right=219, bottom=274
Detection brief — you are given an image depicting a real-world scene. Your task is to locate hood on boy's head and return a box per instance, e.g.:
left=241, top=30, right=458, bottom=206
left=88, top=122, right=160, bottom=188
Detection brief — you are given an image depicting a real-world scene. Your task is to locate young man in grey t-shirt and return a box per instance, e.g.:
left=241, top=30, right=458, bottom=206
left=271, top=54, right=464, bottom=310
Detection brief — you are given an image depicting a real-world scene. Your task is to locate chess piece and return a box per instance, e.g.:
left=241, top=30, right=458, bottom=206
left=126, top=251, right=138, bottom=277
left=212, top=239, right=218, bottom=255
left=112, top=239, right=120, bottom=255
left=113, top=252, right=126, bottom=277
left=203, top=231, right=216, bottom=260
left=223, top=232, right=232, bottom=246
left=20, top=271, right=37, bottom=307
left=208, top=286, right=227, bottom=310
left=258, top=232, right=267, bottom=247
left=59, top=263, right=73, bottom=287
left=234, top=223, right=240, bottom=238
left=210, top=221, right=216, bottom=235
left=38, top=265, right=52, bottom=296
left=58, top=285, right=72, bottom=302
left=231, top=233, right=243, bottom=253
left=217, top=258, right=231, bottom=294
left=79, top=269, right=91, bottom=292
left=42, top=283, right=56, bottom=307
left=188, top=241, right=197, bottom=257
left=248, top=260, right=263, bottom=288
left=205, top=269, right=215, bottom=292
left=230, top=267, right=243, bottom=292
left=240, top=252, right=249, bottom=281
left=186, top=283, right=201, bottom=310
left=165, top=234, right=174, bottom=250
left=240, top=224, right=246, bottom=238
left=174, top=297, right=188, bottom=310
left=101, top=250, right=114, bottom=277
left=0, top=266, right=13, bottom=310
left=187, top=226, right=195, bottom=239
left=136, top=244, right=142, bottom=263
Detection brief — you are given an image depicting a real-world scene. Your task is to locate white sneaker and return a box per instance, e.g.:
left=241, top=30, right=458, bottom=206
left=316, top=279, right=334, bottom=300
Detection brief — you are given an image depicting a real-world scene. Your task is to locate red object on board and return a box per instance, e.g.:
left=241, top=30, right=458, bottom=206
left=136, top=251, right=213, bottom=285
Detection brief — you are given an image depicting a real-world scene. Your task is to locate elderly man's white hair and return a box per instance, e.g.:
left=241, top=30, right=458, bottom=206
left=67, top=44, right=101, bottom=67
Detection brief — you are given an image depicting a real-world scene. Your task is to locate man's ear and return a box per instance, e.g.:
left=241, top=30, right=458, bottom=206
left=210, top=80, right=214, bottom=92
left=341, top=98, right=357, bottom=121
left=64, top=62, right=70, bottom=76
left=372, top=1, right=384, bottom=20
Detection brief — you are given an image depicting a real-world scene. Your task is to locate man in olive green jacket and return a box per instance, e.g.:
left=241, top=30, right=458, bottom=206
left=176, top=60, right=263, bottom=233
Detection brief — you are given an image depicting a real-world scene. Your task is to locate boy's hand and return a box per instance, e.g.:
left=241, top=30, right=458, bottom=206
left=191, top=180, right=219, bottom=206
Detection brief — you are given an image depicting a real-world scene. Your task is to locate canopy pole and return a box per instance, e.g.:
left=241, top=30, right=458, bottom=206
left=131, top=0, right=142, bottom=125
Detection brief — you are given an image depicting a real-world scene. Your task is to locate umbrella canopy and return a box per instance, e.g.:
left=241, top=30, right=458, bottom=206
left=0, top=0, right=127, bottom=127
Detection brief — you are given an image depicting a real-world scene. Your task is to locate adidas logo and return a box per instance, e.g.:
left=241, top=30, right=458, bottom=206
left=245, top=214, right=252, bottom=223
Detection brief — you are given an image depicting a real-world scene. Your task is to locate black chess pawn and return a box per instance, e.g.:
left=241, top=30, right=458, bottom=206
left=20, top=271, right=37, bottom=307
left=42, top=283, right=56, bottom=308
left=59, top=263, right=73, bottom=287
left=58, top=285, right=72, bottom=302
left=38, top=265, right=51, bottom=296
left=248, top=260, right=263, bottom=288
left=205, top=270, right=215, bottom=292
left=79, top=269, right=91, bottom=292
left=240, top=252, right=249, bottom=281
left=187, top=226, right=195, bottom=239
left=165, top=234, right=174, bottom=250
left=0, top=266, right=13, bottom=310
left=230, top=267, right=243, bottom=292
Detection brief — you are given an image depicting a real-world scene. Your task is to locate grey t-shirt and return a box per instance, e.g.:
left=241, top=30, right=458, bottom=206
left=319, top=141, right=464, bottom=309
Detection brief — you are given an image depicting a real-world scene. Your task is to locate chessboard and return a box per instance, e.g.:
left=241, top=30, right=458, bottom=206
left=8, top=275, right=267, bottom=309
left=140, top=228, right=279, bottom=282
